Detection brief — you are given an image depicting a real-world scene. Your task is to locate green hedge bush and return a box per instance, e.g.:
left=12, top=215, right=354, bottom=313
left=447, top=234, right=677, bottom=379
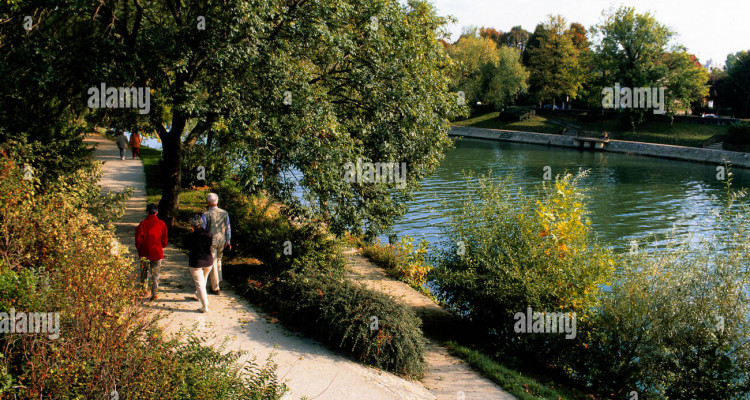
left=431, top=172, right=613, bottom=352
left=431, top=170, right=750, bottom=399
left=246, top=270, right=426, bottom=379
left=212, top=181, right=345, bottom=274
left=211, top=181, right=427, bottom=378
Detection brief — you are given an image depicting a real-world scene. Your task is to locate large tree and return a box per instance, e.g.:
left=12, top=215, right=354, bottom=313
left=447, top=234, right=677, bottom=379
left=2, top=0, right=462, bottom=238
left=590, top=6, right=674, bottom=89
left=447, top=30, right=528, bottom=110
left=590, top=7, right=709, bottom=116
left=523, top=16, right=584, bottom=106
left=712, top=51, right=750, bottom=117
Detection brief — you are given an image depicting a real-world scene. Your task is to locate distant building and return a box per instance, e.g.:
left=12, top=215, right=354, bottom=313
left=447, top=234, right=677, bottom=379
left=704, top=58, right=725, bottom=72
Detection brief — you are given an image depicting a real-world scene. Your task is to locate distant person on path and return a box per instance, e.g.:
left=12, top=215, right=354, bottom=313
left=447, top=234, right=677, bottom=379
left=201, top=193, right=231, bottom=295
left=116, top=131, right=129, bottom=160
left=135, top=203, right=168, bottom=301
left=185, top=214, right=214, bottom=313
left=129, top=131, right=142, bottom=160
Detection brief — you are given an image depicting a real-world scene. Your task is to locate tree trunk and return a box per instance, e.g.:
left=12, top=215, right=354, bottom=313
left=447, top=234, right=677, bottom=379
left=158, top=116, right=187, bottom=227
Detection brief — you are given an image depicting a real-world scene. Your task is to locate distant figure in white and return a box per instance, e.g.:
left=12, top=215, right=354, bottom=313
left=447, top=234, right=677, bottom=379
left=201, top=193, right=231, bottom=295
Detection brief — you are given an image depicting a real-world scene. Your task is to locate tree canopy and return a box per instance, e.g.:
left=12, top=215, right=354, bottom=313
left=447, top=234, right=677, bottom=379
left=1, top=0, right=464, bottom=238
left=447, top=29, right=528, bottom=110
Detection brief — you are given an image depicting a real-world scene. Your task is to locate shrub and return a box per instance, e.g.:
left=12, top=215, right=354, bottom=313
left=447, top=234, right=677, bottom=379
left=211, top=181, right=345, bottom=274
left=499, top=106, right=534, bottom=121
left=431, top=172, right=614, bottom=355
left=0, top=146, right=286, bottom=399
left=212, top=182, right=427, bottom=378
left=246, top=270, right=426, bottom=379
left=361, top=236, right=432, bottom=290
left=726, top=122, right=750, bottom=146
left=575, top=188, right=750, bottom=399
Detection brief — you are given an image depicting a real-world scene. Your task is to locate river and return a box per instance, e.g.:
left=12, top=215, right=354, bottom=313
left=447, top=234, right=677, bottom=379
left=385, top=137, right=750, bottom=252
left=137, top=134, right=750, bottom=251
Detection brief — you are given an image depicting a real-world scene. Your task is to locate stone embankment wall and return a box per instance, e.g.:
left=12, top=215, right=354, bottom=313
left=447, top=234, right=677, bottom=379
left=450, top=126, right=750, bottom=168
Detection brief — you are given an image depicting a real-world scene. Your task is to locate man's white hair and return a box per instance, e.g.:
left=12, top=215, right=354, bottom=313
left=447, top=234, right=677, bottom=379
left=207, top=193, right=219, bottom=205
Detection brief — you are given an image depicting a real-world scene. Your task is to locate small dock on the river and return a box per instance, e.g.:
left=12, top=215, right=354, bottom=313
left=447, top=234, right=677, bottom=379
left=573, top=136, right=610, bottom=150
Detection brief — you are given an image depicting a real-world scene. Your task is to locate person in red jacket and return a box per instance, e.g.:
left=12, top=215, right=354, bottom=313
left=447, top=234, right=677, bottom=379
left=135, top=203, right=168, bottom=301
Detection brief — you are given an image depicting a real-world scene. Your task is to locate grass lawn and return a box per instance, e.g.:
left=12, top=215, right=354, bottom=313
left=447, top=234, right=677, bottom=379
left=454, top=111, right=734, bottom=149
left=452, top=112, right=564, bottom=135
left=444, top=342, right=592, bottom=400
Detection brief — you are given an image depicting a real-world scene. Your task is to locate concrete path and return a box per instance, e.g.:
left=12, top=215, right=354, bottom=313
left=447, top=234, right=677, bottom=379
left=85, top=135, right=435, bottom=400
left=344, top=249, right=516, bottom=400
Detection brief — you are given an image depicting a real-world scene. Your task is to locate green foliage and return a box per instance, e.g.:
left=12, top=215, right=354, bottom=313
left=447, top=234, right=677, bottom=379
left=431, top=172, right=614, bottom=352
left=575, top=187, right=750, bottom=399
left=0, top=149, right=286, bottom=399
left=2, top=0, right=462, bottom=232
left=591, top=6, right=675, bottom=88
left=246, top=271, right=426, bottom=379
left=444, top=342, right=583, bottom=400
left=499, top=106, right=535, bottom=121
left=169, top=334, right=287, bottom=400
left=211, top=181, right=345, bottom=275
left=447, top=30, right=528, bottom=110
left=361, top=236, right=432, bottom=290
left=712, top=51, right=750, bottom=118
left=211, top=181, right=427, bottom=378
left=523, top=16, right=586, bottom=104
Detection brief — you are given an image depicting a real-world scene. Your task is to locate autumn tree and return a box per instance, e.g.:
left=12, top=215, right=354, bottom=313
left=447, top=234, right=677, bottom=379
left=447, top=30, right=528, bottom=110
left=479, top=26, right=502, bottom=46
left=523, top=16, right=585, bottom=106
left=500, top=26, right=530, bottom=54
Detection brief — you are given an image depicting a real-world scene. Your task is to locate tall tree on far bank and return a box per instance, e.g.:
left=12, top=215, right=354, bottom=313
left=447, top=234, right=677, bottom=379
left=591, top=7, right=709, bottom=116
left=501, top=26, right=530, bottom=54
left=447, top=30, right=528, bottom=110
left=523, top=16, right=585, bottom=106
left=712, top=51, right=750, bottom=117
left=591, top=7, right=674, bottom=89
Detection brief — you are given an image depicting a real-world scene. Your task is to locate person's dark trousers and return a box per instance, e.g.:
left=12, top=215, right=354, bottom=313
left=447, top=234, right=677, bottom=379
left=140, top=258, right=162, bottom=297
left=118, top=147, right=126, bottom=159
left=132, top=146, right=140, bottom=159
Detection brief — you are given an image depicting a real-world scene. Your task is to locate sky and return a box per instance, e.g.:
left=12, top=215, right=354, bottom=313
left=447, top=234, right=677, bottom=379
left=429, top=0, right=749, bottom=66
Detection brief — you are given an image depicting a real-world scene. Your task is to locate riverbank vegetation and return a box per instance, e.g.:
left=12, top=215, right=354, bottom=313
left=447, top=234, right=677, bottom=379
left=430, top=173, right=750, bottom=399
left=0, top=143, right=286, bottom=399
left=138, top=146, right=428, bottom=379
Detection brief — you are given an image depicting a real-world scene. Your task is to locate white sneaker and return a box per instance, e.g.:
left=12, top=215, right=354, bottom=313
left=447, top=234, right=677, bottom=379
left=199, top=307, right=208, bottom=313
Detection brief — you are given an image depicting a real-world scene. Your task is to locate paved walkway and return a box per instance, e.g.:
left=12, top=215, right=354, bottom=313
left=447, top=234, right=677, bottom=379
left=86, top=134, right=515, bottom=400
left=344, top=249, right=516, bottom=400
left=85, top=135, right=435, bottom=400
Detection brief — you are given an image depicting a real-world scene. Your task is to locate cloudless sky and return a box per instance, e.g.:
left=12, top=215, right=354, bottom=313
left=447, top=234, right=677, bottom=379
left=429, top=0, right=749, bottom=66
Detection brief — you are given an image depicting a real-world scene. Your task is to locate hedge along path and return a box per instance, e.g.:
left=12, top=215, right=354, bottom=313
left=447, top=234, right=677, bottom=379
left=343, top=248, right=517, bottom=400
left=85, top=135, right=435, bottom=400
